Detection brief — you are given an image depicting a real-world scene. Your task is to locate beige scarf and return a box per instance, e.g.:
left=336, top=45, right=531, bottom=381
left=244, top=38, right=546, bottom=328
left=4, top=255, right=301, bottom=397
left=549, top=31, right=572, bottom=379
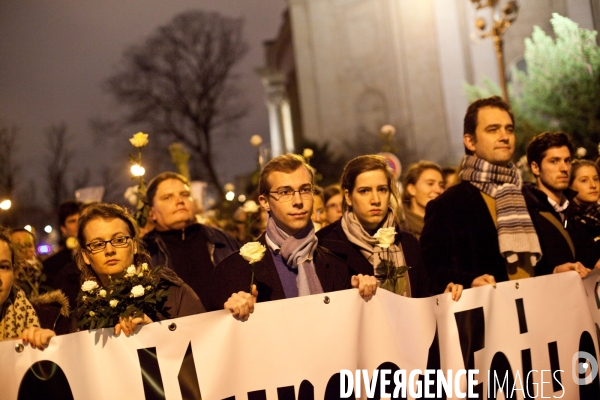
left=341, top=210, right=411, bottom=297
left=0, top=287, right=40, bottom=340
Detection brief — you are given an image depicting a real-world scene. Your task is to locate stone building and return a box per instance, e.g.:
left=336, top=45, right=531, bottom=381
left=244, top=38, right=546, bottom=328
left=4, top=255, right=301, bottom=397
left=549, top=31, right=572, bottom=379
left=259, top=0, right=599, bottom=167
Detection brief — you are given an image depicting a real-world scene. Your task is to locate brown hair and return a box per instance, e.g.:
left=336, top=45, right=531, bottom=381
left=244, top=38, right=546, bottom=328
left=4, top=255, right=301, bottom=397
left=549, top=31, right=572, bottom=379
left=147, top=171, right=190, bottom=206
left=340, top=155, right=397, bottom=211
left=569, top=159, right=600, bottom=187
left=76, top=203, right=151, bottom=283
left=0, top=227, right=16, bottom=270
left=258, top=153, right=315, bottom=195
left=401, top=161, right=443, bottom=205
left=323, top=184, right=342, bottom=205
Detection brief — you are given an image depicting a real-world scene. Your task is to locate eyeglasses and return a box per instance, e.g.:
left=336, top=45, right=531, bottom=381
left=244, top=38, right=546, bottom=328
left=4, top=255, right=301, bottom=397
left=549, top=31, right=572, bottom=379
left=268, top=187, right=314, bottom=202
left=85, top=236, right=131, bottom=253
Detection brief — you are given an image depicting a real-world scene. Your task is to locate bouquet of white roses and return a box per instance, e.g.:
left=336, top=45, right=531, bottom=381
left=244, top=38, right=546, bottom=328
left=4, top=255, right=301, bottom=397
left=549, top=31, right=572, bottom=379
left=75, top=263, right=170, bottom=330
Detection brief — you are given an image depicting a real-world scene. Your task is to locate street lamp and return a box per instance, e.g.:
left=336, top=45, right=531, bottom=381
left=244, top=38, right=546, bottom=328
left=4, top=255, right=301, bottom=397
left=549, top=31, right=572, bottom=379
left=0, top=199, right=10, bottom=210
left=470, top=0, right=519, bottom=103
left=131, top=164, right=146, bottom=177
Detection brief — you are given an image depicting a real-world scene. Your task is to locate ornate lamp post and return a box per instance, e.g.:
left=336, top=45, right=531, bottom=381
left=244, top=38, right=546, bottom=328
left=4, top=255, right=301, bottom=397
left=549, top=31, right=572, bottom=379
left=470, top=0, right=519, bottom=103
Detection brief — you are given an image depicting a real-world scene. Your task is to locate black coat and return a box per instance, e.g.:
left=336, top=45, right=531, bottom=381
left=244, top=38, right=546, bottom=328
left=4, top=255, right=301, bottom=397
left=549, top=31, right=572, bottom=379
left=206, top=233, right=351, bottom=311
left=522, top=185, right=593, bottom=274
left=421, top=181, right=508, bottom=293
left=316, top=219, right=430, bottom=298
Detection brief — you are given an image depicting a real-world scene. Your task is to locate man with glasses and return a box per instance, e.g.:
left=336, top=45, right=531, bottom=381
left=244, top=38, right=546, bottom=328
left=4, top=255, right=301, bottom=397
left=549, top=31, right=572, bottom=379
left=143, top=172, right=239, bottom=309
left=207, top=154, right=377, bottom=320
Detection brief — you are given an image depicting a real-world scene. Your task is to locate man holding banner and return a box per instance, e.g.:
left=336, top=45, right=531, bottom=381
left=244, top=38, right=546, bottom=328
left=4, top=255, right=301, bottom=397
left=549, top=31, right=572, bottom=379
left=421, top=96, right=544, bottom=293
left=207, top=154, right=377, bottom=320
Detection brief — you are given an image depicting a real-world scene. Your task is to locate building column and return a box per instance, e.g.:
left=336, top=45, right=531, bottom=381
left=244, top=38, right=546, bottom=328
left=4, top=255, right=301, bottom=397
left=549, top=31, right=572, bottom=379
left=258, top=69, right=295, bottom=157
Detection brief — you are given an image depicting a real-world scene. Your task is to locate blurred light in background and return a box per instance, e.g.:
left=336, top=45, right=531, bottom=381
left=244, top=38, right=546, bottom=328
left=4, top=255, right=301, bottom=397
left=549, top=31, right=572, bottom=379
left=38, top=245, right=52, bottom=254
left=44, top=225, right=53, bottom=233
left=0, top=199, right=11, bottom=210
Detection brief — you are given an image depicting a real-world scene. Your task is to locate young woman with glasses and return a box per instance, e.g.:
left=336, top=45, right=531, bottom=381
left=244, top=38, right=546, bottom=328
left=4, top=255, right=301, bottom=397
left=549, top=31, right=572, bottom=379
left=317, top=155, right=462, bottom=299
left=74, top=203, right=204, bottom=335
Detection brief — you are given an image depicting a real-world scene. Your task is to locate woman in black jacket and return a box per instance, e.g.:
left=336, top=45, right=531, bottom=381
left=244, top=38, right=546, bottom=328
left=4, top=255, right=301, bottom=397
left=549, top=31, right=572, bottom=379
left=317, top=155, right=462, bottom=299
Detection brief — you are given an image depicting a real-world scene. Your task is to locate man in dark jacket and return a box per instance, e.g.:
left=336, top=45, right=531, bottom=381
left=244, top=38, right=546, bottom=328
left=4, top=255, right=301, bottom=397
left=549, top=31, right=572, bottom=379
left=523, top=132, right=591, bottom=277
left=42, top=201, right=81, bottom=289
left=421, top=96, right=543, bottom=294
left=143, top=172, right=239, bottom=308
left=208, top=154, right=377, bottom=320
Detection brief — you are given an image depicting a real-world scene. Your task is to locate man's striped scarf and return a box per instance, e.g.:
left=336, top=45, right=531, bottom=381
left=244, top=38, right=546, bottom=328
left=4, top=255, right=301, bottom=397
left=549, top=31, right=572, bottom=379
left=459, top=155, right=542, bottom=266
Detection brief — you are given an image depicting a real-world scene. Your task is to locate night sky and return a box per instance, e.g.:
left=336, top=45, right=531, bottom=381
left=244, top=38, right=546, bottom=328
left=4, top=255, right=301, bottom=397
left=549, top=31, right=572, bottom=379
left=0, top=0, right=287, bottom=208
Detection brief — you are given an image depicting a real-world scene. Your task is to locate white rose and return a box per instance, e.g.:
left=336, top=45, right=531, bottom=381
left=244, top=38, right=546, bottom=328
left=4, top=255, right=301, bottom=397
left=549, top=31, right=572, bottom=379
left=242, top=200, right=260, bottom=214
left=125, top=265, right=137, bottom=277
left=129, top=132, right=149, bottom=148
left=81, top=280, right=98, bottom=292
left=576, top=147, right=587, bottom=158
left=109, top=299, right=119, bottom=308
left=141, top=263, right=149, bottom=271
left=138, top=273, right=144, bottom=278
left=124, top=185, right=139, bottom=206
left=99, top=289, right=107, bottom=298
left=302, top=148, right=313, bottom=159
left=130, top=285, right=145, bottom=298
left=380, top=124, right=396, bottom=136
left=250, top=135, right=263, bottom=147
left=239, top=242, right=267, bottom=264
left=373, top=227, right=396, bottom=249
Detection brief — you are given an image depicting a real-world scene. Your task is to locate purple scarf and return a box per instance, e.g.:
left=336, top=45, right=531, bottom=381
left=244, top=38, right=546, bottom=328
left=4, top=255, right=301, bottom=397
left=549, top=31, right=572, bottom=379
left=265, top=217, right=323, bottom=296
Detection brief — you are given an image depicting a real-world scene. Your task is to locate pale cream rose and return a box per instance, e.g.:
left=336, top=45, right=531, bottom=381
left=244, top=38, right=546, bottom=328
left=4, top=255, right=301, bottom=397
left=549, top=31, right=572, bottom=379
left=130, top=285, right=145, bottom=298
left=129, top=132, right=149, bottom=148
left=302, top=148, right=313, bottom=159
left=81, top=280, right=98, bottom=292
left=239, top=242, right=267, bottom=264
left=374, top=227, right=396, bottom=249
left=109, top=299, right=119, bottom=308
left=380, top=124, right=396, bottom=136
left=138, top=273, right=143, bottom=278
left=141, top=263, right=149, bottom=271
left=242, top=200, right=260, bottom=214
left=125, top=265, right=137, bottom=277
left=99, top=289, right=107, bottom=298
left=250, top=135, right=263, bottom=147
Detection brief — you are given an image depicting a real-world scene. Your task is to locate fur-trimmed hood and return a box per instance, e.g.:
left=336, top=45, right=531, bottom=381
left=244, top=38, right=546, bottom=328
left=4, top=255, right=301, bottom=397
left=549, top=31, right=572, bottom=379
left=29, top=290, right=70, bottom=317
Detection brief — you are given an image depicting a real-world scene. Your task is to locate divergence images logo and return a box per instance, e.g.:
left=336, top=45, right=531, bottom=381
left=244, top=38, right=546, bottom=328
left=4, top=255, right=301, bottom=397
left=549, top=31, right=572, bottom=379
left=572, top=351, right=598, bottom=385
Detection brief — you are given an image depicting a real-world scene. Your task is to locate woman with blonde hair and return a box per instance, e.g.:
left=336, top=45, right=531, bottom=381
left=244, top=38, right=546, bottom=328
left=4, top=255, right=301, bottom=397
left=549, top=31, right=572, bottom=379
left=0, top=227, right=56, bottom=349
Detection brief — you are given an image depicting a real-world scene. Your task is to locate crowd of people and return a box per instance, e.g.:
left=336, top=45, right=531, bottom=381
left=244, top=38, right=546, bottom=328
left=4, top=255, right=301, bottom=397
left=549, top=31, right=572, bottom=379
left=1, top=95, right=598, bottom=351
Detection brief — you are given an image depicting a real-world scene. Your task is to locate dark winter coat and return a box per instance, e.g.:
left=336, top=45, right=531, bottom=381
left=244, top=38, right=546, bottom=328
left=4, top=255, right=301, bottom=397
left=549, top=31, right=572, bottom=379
left=316, top=219, right=430, bottom=298
left=206, top=233, right=351, bottom=311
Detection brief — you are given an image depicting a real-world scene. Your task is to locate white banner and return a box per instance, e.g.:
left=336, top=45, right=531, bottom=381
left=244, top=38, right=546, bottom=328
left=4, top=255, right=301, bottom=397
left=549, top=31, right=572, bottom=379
left=1, top=271, right=600, bottom=399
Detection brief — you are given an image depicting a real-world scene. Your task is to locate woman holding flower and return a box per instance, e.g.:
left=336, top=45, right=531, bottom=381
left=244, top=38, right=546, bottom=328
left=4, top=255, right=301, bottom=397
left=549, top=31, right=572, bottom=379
left=317, top=155, right=462, bottom=299
left=74, top=203, right=204, bottom=335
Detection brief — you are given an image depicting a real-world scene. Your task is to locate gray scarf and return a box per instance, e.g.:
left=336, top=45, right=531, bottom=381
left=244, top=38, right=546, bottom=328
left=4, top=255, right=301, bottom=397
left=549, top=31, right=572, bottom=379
left=460, top=155, right=542, bottom=266
left=341, top=210, right=410, bottom=297
left=265, top=217, right=323, bottom=296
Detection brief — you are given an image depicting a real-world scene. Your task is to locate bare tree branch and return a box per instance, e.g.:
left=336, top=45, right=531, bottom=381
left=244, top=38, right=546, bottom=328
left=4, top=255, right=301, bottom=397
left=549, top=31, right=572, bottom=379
left=0, top=124, right=19, bottom=199
left=45, top=122, right=74, bottom=212
left=104, top=11, right=249, bottom=197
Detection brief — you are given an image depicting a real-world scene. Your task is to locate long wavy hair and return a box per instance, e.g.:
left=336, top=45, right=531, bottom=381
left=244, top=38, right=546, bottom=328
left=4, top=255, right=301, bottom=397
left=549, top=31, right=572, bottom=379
left=76, top=203, right=151, bottom=283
